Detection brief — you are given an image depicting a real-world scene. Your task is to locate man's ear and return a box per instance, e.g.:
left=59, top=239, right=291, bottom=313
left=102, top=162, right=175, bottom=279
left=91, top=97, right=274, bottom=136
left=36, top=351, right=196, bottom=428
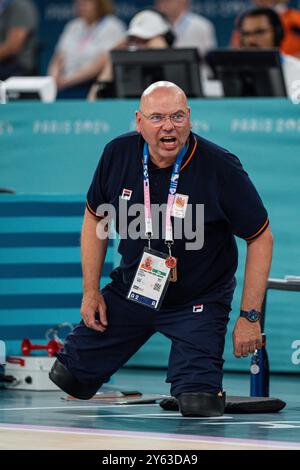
left=188, top=107, right=192, bottom=129
left=135, top=111, right=141, bottom=132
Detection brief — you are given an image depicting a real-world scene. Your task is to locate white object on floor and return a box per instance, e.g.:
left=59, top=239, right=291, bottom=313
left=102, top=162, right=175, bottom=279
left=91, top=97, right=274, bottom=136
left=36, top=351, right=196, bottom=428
left=5, top=356, right=59, bottom=391
left=0, top=341, right=5, bottom=365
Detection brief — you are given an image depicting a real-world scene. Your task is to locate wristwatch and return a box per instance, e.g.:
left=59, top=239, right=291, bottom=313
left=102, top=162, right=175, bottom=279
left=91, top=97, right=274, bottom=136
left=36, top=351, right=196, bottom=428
left=240, top=309, right=261, bottom=322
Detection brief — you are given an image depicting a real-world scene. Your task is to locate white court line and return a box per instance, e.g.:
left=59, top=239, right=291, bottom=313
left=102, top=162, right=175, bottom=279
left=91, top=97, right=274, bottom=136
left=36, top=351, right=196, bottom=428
left=79, top=413, right=233, bottom=420
left=0, top=403, right=159, bottom=412
left=203, top=420, right=300, bottom=424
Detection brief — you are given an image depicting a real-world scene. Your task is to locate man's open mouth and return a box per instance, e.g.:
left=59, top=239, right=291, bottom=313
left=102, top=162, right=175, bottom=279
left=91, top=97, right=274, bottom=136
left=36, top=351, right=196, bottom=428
left=160, top=137, right=177, bottom=143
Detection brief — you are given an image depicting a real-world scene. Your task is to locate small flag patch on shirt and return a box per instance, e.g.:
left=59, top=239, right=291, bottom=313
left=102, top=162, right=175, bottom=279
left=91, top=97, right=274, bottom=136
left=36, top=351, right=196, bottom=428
left=121, top=188, right=132, bottom=200
left=193, top=304, right=204, bottom=313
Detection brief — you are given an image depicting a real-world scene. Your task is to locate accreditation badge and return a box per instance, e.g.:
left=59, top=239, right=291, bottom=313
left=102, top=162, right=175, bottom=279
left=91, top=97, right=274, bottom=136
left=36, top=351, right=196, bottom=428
left=127, top=248, right=172, bottom=310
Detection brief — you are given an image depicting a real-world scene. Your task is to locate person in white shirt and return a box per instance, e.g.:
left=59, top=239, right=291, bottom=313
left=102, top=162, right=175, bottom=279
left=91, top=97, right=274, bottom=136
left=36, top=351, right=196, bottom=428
left=155, top=0, right=217, bottom=56
left=237, top=6, right=300, bottom=100
left=48, top=0, right=125, bottom=98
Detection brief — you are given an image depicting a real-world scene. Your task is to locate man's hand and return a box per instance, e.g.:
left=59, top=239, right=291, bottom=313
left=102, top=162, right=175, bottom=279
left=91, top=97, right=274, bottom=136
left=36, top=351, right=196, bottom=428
left=232, top=317, right=262, bottom=358
left=80, top=291, right=108, bottom=332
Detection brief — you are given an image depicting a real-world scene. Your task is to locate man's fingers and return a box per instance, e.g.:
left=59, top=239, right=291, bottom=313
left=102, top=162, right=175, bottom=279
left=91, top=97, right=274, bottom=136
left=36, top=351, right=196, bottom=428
left=81, top=305, right=106, bottom=332
left=235, top=341, right=259, bottom=357
left=98, top=301, right=108, bottom=327
left=241, top=344, right=250, bottom=357
left=234, top=341, right=258, bottom=357
left=234, top=340, right=242, bottom=358
left=85, top=314, right=106, bottom=332
left=80, top=293, right=108, bottom=332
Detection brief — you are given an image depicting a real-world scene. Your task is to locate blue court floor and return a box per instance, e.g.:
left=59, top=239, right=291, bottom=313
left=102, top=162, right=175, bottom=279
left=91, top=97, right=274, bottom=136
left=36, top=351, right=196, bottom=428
left=0, top=368, right=300, bottom=450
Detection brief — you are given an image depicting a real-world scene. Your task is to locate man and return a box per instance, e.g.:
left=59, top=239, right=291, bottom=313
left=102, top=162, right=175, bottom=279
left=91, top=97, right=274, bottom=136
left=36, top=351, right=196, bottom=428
left=0, top=0, right=38, bottom=80
left=237, top=7, right=300, bottom=99
left=155, top=0, right=217, bottom=56
left=231, top=1, right=300, bottom=57
left=50, top=81, right=273, bottom=417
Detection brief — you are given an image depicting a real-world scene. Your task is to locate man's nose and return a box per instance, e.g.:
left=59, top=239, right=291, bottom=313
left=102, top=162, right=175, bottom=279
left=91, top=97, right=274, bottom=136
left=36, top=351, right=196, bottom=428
left=162, top=116, right=175, bottom=130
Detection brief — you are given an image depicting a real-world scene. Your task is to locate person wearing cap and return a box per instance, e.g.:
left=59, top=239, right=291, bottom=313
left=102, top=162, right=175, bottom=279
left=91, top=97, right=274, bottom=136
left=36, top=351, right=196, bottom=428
left=50, top=81, right=273, bottom=417
left=88, top=9, right=174, bottom=100
left=125, top=9, right=174, bottom=49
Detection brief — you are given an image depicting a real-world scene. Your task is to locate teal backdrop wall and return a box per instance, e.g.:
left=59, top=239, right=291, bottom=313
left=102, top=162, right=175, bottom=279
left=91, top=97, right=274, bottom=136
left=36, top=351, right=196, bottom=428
left=0, top=99, right=300, bottom=375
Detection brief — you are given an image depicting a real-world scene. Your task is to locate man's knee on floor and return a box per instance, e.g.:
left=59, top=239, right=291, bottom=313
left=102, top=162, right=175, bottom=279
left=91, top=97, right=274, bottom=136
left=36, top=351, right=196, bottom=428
left=178, top=391, right=226, bottom=417
left=49, top=359, right=101, bottom=400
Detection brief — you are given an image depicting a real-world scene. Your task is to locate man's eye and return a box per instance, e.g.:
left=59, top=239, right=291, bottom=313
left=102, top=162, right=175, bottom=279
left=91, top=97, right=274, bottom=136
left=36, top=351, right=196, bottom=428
left=150, top=115, right=162, bottom=122
left=172, top=114, right=184, bottom=120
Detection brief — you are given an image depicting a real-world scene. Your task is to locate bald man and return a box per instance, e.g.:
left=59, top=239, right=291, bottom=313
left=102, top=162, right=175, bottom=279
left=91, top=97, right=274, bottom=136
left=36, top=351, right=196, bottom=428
left=50, top=82, right=273, bottom=417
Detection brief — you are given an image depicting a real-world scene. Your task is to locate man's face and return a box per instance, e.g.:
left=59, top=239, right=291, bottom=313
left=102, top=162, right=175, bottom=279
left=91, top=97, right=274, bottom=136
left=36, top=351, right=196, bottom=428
left=136, top=87, right=191, bottom=162
left=240, top=15, right=276, bottom=48
left=155, top=0, right=186, bottom=23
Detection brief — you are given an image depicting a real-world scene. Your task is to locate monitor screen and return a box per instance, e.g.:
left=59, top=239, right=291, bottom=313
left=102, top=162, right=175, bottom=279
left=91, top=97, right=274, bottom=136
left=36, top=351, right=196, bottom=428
left=206, top=49, right=287, bottom=97
left=111, top=48, right=203, bottom=98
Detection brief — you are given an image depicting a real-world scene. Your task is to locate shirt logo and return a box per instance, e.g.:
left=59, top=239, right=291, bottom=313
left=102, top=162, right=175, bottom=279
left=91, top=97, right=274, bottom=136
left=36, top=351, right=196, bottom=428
left=193, top=304, right=204, bottom=313
left=171, top=193, right=189, bottom=219
left=121, top=188, right=132, bottom=200
left=175, top=196, right=185, bottom=208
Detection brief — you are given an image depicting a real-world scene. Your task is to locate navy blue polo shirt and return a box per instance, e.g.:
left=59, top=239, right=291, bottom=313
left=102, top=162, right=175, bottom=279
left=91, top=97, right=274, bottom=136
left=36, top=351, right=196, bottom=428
left=87, top=132, right=268, bottom=307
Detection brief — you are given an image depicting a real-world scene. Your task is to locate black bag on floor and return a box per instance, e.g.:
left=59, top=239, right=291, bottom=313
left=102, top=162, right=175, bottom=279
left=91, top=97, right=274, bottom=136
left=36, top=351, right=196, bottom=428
left=159, top=395, right=286, bottom=413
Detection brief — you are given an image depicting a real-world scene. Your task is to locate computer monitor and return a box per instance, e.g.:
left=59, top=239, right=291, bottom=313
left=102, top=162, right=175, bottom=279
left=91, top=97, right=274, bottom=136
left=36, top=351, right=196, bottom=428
left=111, top=48, right=203, bottom=98
left=206, top=49, right=287, bottom=97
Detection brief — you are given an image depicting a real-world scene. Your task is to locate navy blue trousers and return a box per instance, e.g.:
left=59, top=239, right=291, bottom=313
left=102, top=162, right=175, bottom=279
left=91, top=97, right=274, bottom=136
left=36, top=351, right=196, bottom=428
left=57, top=288, right=231, bottom=397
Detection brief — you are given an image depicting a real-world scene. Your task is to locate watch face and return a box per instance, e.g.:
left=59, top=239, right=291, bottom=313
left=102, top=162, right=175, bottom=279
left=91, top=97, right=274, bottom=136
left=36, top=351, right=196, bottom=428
left=248, top=310, right=260, bottom=322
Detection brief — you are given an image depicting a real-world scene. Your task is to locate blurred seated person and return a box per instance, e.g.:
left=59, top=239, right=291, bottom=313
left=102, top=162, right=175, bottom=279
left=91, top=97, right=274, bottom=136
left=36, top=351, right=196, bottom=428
left=88, top=9, right=175, bottom=100
left=231, top=1, right=300, bottom=58
left=237, top=7, right=300, bottom=99
left=155, top=0, right=217, bottom=56
left=155, top=0, right=219, bottom=95
left=0, top=0, right=38, bottom=80
left=48, top=0, right=126, bottom=99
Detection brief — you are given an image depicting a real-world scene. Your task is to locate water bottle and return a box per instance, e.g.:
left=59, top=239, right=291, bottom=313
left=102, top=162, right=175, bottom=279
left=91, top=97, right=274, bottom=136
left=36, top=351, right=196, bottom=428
left=250, top=333, right=270, bottom=397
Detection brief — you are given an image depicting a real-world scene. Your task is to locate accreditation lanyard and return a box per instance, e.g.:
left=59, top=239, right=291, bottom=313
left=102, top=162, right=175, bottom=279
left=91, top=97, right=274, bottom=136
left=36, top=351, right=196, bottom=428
left=142, top=142, right=187, bottom=247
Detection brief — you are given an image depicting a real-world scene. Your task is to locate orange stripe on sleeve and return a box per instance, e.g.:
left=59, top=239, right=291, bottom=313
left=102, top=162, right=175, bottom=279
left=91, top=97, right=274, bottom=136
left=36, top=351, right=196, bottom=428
left=86, top=201, right=100, bottom=218
left=245, top=218, right=269, bottom=242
